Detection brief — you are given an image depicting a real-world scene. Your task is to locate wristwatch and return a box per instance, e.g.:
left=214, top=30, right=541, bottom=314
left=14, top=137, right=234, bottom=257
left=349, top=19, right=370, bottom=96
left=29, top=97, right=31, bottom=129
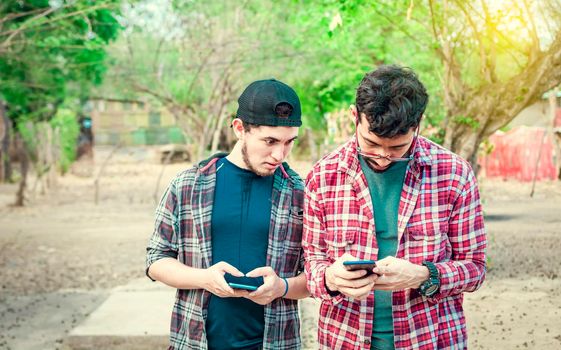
left=418, top=261, right=440, bottom=297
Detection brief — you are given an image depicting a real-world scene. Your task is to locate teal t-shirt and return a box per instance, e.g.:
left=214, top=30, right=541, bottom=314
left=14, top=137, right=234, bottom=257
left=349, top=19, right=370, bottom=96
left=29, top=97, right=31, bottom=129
left=206, top=157, right=272, bottom=350
left=359, top=157, right=407, bottom=350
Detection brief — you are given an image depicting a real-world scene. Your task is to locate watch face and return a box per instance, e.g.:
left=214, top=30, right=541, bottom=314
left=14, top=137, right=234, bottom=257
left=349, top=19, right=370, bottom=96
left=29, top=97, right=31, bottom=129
left=426, top=284, right=438, bottom=295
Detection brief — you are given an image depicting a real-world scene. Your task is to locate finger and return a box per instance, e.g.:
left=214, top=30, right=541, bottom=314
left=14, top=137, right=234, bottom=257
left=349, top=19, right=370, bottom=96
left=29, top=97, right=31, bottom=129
left=248, top=285, right=266, bottom=298
left=373, top=265, right=393, bottom=275
left=341, top=282, right=374, bottom=299
left=374, top=256, right=392, bottom=266
left=371, top=276, right=394, bottom=290
left=342, top=275, right=377, bottom=289
left=331, top=276, right=364, bottom=289
left=338, top=253, right=357, bottom=263
left=218, top=279, right=236, bottom=294
left=219, top=262, right=244, bottom=277
left=246, top=266, right=273, bottom=278
left=337, top=267, right=368, bottom=280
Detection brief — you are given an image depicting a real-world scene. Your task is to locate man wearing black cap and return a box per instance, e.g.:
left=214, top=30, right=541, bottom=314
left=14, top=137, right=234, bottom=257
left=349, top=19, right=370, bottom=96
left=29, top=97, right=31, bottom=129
left=146, top=79, right=309, bottom=350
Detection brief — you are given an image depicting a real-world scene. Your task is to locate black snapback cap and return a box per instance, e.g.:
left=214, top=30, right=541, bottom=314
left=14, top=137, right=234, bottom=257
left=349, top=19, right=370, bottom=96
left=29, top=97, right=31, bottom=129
left=236, top=79, right=302, bottom=127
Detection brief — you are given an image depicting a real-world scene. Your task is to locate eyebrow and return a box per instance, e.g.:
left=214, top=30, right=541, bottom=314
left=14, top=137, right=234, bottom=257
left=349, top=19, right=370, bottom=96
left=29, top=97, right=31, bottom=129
left=263, top=136, right=299, bottom=143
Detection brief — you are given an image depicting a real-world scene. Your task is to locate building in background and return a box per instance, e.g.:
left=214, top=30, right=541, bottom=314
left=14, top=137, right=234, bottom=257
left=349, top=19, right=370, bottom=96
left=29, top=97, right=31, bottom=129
left=87, top=99, right=186, bottom=146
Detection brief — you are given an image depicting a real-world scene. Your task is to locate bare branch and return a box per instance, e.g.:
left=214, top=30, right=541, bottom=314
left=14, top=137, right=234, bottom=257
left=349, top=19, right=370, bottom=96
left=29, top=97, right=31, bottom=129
left=0, top=7, right=47, bottom=25
left=454, top=1, right=490, bottom=82
left=0, top=3, right=115, bottom=52
left=480, top=0, right=497, bottom=83
left=186, top=47, right=217, bottom=98
left=521, top=0, right=541, bottom=63
left=1, top=6, right=58, bottom=50
left=372, top=5, right=426, bottom=53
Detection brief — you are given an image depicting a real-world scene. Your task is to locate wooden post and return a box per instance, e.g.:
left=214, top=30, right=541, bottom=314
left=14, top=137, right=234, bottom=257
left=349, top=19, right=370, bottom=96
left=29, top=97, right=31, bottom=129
left=531, top=87, right=558, bottom=197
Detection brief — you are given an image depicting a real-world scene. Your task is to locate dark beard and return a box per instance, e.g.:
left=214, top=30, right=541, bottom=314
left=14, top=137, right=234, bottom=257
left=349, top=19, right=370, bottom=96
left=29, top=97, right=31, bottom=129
left=241, top=141, right=273, bottom=177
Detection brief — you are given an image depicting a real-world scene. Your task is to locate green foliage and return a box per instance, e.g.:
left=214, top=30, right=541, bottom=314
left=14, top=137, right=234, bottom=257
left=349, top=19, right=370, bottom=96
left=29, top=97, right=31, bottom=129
left=50, top=108, right=80, bottom=173
left=454, top=115, right=480, bottom=130
left=0, top=0, right=123, bottom=126
left=14, top=107, right=79, bottom=173
left=286, top=0, right=444, bottom=137
left=98, top=0, right=561, bottom=158
left=0, top=0, right=122, bottom=177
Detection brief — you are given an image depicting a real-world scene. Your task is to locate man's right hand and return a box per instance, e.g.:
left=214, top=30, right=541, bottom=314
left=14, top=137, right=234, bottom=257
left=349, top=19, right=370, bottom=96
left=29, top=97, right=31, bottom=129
left=203, top=261, right=249, bottom=298
left=325, top=253, right=378, bottom=300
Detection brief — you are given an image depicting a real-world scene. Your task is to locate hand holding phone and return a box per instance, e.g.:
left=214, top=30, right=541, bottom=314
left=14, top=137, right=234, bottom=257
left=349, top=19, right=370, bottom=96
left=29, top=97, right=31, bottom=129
left=343, top=260, right=377, bottom=275
left=228, top=282, right=259, bottom=291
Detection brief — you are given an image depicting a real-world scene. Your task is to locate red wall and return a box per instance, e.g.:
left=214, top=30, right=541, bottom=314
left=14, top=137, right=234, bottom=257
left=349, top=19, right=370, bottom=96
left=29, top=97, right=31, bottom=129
left=479, top=126, right=558, bottom=181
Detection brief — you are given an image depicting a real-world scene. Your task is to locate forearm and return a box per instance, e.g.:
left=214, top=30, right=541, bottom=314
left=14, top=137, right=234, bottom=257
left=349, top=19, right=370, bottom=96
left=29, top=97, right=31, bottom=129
left=283, top=273, right=310, bottom=300
left=147, top=258, right=207, bottom=290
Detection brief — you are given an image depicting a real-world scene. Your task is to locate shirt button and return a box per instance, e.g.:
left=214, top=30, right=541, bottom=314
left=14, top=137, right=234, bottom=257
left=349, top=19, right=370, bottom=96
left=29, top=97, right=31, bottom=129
left=364, top=339, right=371, bottom=345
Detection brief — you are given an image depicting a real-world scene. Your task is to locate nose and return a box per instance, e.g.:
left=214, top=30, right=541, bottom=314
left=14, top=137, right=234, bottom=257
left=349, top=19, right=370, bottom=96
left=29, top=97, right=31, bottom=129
left=271, top=145, right=286, bottom=162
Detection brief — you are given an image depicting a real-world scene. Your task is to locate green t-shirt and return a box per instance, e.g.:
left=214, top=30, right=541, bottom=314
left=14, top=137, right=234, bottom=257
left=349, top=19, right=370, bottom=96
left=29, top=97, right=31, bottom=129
left=359, top=157, right=408, bottom=350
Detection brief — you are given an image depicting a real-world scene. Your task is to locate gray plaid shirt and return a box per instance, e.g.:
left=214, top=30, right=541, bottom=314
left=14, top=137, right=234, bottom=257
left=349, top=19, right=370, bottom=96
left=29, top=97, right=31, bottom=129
left=147, top=154, right=305, bottom=349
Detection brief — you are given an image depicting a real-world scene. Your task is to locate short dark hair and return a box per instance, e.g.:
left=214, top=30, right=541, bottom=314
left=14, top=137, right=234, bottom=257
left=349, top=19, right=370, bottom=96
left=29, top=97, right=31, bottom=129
left=241, top=103, right=293, bottom=132
left=355, top=65, right=428, bottom=138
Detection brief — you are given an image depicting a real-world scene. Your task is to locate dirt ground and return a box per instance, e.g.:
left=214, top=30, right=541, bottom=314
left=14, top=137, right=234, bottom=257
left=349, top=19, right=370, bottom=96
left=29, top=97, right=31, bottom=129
left=1, top=146, right=560, bottom=349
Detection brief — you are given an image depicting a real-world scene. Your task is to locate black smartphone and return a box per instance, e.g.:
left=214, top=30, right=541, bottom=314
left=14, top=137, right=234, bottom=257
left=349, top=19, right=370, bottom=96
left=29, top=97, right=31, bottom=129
left=343, top=260, right=377, bottom=275
left=225, top=274, right=263, bottom=291
left=228, top=282, right=259, bottom=291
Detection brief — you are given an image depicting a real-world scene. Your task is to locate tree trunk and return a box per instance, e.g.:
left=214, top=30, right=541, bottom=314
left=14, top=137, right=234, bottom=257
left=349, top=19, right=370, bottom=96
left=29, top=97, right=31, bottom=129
left=14, top=133, right=29, bottom=207
left=210, top=112, right=229, bottom=154
left=0, top=101, right=6, bottom=183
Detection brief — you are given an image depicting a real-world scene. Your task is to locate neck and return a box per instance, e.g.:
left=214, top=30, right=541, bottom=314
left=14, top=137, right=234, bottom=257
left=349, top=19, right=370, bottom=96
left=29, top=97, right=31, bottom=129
left=226, top=141, right=247, bottom=170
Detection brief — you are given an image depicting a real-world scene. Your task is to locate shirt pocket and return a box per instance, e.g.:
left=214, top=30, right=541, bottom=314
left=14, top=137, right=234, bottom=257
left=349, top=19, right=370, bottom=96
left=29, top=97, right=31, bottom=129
left=280, top=206, right=304, bottom=275
left=405, top=223, right=448, bottom=264
left=289, top=206, right=303, bottom=225
left=324, top=230, right=357, bottom=261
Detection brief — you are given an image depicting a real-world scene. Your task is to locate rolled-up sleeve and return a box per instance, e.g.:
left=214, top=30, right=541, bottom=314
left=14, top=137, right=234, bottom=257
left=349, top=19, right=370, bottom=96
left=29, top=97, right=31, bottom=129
left=302, top=175, right=345, bottom=305
left=146, top=178, right=180, bottom=280
left=433, top=169, right=487, bottom=301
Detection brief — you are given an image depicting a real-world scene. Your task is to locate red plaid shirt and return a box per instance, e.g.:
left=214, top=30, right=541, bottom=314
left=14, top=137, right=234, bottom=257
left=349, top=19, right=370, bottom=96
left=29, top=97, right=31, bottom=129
left=303, top=136, right=486, bottom=350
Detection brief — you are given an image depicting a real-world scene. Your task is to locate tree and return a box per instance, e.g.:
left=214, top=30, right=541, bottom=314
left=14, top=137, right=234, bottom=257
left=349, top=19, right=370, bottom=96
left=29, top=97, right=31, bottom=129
left=0, top=0, right=122, bottom=205
left=102, top=0, right=306, bottom=159
left=288, top=0, right=561, bottom=166
left=425, top=0, right=561, bottom=165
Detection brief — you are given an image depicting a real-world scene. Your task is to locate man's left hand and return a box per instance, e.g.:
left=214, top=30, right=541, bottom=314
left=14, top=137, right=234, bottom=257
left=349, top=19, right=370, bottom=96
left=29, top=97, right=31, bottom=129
left=244, top=266, right=285, bottom=305
left=372, top=256, right=429, bottom=291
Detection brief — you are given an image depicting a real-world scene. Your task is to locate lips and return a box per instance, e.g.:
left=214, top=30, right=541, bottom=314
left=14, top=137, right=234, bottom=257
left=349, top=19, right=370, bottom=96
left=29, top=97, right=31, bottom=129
left=264, top=162, right=280, bottom=169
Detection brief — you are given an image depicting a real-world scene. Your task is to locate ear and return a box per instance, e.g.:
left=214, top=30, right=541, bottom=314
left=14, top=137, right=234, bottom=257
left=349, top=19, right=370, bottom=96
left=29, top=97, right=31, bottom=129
left=349, top=105, right=358, bottom=123
left=231, top=118, right=245, bottom=139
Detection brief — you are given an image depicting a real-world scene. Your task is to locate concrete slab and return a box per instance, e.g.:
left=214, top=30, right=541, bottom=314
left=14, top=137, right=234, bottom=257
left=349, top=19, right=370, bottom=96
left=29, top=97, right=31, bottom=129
left=63, top=278, right=175, bottom=350
left=0, top=290, right=108, bottom=350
